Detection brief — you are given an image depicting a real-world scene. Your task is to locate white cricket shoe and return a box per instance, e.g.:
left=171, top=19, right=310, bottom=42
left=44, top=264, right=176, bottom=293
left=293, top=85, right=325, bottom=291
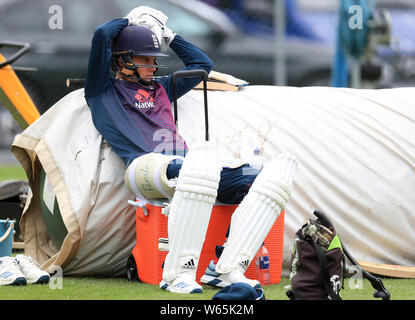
left=0, top=256, right=27, bottom=286
left=200, top=260, right=260, bottom=288
left=15, top=254, right=50, bottom=284
left=160, top=272, right=203, bottom=294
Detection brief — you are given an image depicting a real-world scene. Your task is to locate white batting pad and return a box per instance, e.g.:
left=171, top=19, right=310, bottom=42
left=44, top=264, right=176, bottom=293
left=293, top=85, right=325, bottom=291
left=162, top=142, right=222, bottom=282
left=215, top=153, right=297, bottom=274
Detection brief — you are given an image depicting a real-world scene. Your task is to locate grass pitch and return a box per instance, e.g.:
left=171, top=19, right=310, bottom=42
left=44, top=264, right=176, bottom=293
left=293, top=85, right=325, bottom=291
left=0, top=164, right=27, bottom=181
left=0, top=275, right=414, bottom=300
left=0, top=164, right=414, bottom=300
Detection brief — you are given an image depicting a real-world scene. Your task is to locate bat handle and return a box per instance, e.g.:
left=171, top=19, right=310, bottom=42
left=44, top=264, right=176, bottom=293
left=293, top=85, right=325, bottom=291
left=313, top=210, right=334, bottom=229
left=66, top=78, right=85, bottom=88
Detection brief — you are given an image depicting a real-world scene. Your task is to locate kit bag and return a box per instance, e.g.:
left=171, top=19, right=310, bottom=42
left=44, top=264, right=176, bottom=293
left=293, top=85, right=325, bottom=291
left=286, top=210, right=391, bottom=300
left=286, top=212, right=344, bottom=300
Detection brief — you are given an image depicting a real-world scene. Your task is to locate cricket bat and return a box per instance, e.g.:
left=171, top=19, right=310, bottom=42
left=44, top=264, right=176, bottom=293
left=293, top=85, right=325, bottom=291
left=357, top=260, right=415, bottom=278
left=194, top=70, right=249, bottom=92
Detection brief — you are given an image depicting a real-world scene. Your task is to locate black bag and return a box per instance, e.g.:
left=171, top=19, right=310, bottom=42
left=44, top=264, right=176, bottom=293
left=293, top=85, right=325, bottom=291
left=287, top=211, right=344, bottom=300
left=286, top=210, right=391, bottom=300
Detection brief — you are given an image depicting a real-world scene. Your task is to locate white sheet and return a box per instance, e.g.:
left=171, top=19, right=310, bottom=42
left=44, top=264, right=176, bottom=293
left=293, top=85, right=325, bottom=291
left=177, top=86, right=415, bottom=271
left=12, top=85, right=415, bottom=276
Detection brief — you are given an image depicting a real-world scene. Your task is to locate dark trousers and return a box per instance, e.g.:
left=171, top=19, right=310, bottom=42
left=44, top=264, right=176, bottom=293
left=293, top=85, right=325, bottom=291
left=166, top=163, right=260, bottom=205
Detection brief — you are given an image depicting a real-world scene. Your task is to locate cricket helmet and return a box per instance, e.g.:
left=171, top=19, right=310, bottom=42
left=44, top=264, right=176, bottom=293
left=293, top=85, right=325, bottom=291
left=112, top=25, right=168, bottom=58
left=111, top=25, right=168, bottom=84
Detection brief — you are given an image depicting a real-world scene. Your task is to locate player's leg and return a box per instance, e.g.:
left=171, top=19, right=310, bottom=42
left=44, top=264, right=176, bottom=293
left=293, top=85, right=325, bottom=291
left=201, top=153, right=297, bottom=288
left=124, top=152, right=183, bottom=201
left=160, top=142, right=222, bottom=294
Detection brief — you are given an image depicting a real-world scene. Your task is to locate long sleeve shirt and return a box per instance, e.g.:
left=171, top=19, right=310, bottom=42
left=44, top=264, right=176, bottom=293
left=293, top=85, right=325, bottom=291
left=84, top=18, right=213, bottom=166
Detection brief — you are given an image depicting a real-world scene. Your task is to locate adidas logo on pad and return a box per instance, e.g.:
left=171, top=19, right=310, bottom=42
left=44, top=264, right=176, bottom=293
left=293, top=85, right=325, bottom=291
left=238, top=259, right=250, bottom=271
left=181, top=258, right=196, bottom=271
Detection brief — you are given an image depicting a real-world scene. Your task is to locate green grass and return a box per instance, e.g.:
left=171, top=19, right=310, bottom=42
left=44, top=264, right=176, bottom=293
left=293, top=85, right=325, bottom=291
left=0, top=275, right=413, bottom=300
left=0, top=164, right=27, bottom=182
left=1, top=165, right=414, bottom=300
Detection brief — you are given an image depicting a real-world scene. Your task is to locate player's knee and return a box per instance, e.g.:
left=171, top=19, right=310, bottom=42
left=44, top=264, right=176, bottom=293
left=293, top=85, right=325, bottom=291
left=124, top=152, right=183, bottom=200
left=249, top=154, right=297, bottom=210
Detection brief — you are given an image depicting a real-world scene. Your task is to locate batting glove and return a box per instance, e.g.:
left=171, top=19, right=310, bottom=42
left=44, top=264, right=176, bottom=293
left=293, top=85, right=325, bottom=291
left=161, top=24, right=176, bottom=47
left=125, top=6, right=168, bottom=25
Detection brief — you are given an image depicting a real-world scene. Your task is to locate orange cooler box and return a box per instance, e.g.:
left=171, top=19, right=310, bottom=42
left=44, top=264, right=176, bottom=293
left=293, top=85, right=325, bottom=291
left=132, top=203, right=285, bottom=285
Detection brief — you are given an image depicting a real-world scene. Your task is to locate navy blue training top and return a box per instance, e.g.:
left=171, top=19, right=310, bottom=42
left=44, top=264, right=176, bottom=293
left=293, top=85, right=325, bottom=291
left=84, top=18, right=213, bottom=166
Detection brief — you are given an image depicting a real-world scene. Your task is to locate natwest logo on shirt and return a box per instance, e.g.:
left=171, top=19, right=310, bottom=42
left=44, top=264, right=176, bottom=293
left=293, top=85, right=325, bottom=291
left=135, top=89, right=155, bottom=109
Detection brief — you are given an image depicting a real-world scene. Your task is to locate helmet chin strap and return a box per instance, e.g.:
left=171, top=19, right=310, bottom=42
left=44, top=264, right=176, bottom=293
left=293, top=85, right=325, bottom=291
left=118, top=67, right=155, bottom=88
left=137, top=74, right=154, bottom=87
left=113, top=55, right=157, bottom=88
left=112, top=53, right=170, bottom=88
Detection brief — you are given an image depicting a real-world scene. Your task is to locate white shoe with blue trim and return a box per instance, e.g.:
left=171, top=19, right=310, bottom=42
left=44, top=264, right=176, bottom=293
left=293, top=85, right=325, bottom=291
left=0, top=256, right=27, bottom=286
left=200, top=260, right=260, bottom=289
left=15, top=254, right=50, bottom=284
left=160, top=272, right=203, bottom=294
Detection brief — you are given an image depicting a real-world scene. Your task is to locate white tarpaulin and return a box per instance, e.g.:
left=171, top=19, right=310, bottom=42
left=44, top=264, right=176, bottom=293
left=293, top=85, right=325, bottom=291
left=178, top=86, right=415, bottom=272
left=12, top=85, right=415, bottom=276
left=11, top=88, right=136, bottom=277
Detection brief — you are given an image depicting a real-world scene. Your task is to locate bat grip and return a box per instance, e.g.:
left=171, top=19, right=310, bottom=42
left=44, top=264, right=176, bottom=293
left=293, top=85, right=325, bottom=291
left=66, top=78, right=85, bottom=88
left=313, top=210, right=334, bottom=229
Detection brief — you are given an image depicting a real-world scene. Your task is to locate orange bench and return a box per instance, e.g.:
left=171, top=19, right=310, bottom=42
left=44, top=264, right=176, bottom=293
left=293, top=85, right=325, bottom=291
left=132, top=203, right=285, bottom=285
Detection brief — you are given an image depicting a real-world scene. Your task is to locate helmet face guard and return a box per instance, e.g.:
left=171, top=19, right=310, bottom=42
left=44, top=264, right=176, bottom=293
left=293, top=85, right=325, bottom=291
left=115, top=50, right=168, bottom=71
left=111, top=25, right=169, bottom=84
left=111, top=52, right=168, bottom=84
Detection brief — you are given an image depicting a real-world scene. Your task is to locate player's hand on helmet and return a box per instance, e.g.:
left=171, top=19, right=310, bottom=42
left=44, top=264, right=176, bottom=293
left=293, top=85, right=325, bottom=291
left=137, top=15, right=164, bottom=45
left=161, top=24, right=176, bottom=47
left=125, top=6, right=175, bottom=48
left=125, top=6, right=167, bottom=26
